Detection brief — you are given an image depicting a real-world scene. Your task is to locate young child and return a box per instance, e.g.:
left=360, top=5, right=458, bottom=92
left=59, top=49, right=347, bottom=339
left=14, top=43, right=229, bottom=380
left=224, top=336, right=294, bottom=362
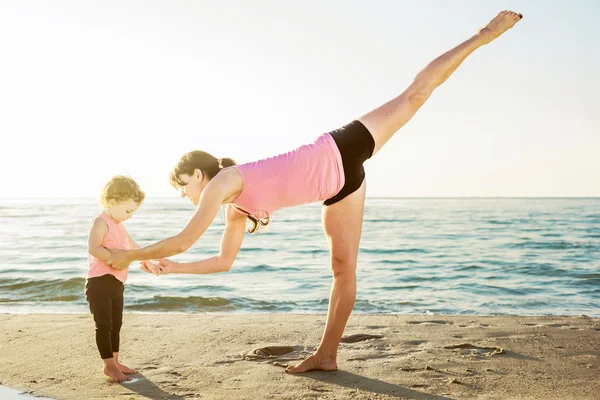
left=86, top=175, right=145, bottom=382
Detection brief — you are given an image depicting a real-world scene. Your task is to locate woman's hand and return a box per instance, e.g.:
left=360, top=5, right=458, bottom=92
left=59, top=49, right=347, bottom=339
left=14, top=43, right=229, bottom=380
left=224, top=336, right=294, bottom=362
left=139, top=259, right=177, bottom=276
left=156, top=258, right=177, bottom=275
left=107, top=249, right=134, bottom=270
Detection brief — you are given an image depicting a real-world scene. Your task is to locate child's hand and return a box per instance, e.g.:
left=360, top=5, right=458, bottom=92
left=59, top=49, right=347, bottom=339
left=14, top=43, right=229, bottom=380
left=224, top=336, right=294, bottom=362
left=140, top=260, right=161, bottom=276
left=140, top=259, right=176, bottom=276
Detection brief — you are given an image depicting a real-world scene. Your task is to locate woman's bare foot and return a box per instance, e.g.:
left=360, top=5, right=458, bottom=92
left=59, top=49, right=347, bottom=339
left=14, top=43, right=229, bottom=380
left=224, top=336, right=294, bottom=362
left=285, top=353, right=337, bottom=373
left=103, top=359, right=131, bottom=382
left=478, top=10, right=523, bottom=44
left=117, top=362, right=136, bottom=374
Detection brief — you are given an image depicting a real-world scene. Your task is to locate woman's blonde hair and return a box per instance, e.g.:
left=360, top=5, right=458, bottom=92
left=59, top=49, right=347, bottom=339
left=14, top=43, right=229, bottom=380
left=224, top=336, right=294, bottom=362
left=100, top=175, right=145, bottom=206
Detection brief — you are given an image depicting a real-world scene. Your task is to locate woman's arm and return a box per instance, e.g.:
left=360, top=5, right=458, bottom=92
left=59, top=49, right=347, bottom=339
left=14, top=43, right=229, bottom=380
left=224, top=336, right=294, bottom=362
left=126, top=233, right=141, bottom=250
left=156, top=205, right=247, bottom=275
left=128, top=232, right=161, bottom=274
left=108, top=171, right=239, bottom=270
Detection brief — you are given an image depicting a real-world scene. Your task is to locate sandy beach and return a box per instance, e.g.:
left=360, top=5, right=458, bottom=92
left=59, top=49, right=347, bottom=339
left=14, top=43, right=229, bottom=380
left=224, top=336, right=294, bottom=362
left=0, top=314, right=598, bottom=399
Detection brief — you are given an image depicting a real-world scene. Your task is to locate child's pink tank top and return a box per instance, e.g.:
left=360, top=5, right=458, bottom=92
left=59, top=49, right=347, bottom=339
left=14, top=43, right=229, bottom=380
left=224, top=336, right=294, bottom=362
left=232, top=132, right=345, bottom=220
left=87, top=213, right=129, bottom=283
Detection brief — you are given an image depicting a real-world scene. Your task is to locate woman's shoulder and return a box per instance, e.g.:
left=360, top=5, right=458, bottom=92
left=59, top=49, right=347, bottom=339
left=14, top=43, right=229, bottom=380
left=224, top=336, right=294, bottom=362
left=213, top=167, right=244, bottom=204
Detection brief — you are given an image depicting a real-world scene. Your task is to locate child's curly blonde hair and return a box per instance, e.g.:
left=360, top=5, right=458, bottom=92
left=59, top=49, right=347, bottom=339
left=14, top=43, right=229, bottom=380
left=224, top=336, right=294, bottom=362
left=100, top=175, right=145, bottom=207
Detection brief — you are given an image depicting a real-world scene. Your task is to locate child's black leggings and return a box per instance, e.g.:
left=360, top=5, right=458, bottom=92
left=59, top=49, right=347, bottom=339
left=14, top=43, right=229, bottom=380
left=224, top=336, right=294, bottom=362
left=85, top=274, right=124, bottom=359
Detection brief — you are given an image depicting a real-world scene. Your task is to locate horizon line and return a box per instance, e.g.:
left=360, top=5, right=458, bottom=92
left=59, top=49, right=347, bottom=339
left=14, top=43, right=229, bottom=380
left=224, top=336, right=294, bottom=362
left=1, top=196, right=599, bottom=200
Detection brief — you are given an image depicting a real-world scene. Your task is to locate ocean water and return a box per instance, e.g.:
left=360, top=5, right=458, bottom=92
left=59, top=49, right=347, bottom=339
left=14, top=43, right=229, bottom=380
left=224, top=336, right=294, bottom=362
left=0, top=198, right=598, bottom=317
left=0, top=386, right=52, bottom=400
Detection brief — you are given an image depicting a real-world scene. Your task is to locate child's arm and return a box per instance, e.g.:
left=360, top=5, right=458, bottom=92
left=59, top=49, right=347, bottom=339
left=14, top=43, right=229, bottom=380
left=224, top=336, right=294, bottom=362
left=87, top=217, right=111, bottom=262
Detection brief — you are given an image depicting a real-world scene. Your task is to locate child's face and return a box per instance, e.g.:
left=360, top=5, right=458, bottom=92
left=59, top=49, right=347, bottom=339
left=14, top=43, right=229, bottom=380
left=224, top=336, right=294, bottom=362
left=107, top=199, right=140, bottom=223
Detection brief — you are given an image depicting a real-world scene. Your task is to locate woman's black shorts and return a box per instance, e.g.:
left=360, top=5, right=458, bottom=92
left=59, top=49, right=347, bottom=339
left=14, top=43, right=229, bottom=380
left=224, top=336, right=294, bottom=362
left=324, top=120, right=375, bottom=206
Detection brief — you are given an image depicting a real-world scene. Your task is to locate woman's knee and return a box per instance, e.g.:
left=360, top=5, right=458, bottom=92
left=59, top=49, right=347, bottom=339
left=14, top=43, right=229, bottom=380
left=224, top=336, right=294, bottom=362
left=330, top=256, right=357, bottom=279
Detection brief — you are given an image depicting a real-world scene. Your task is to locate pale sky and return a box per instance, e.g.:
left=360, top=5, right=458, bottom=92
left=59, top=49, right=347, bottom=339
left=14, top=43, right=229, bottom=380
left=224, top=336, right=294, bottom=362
left=0, top=0, right=598, bottom=198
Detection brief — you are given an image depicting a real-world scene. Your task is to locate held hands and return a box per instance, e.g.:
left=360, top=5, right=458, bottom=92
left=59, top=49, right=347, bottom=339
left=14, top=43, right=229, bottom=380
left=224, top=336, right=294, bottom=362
left=106, top=249, right=134, bottom=270
left=140, top=259, right=176, bottom=276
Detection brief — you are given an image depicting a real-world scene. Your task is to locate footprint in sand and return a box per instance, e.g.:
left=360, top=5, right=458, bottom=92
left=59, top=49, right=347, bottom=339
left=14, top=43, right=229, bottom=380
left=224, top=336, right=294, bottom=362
left=444, top=343, right=504, bottom=358
left=250, top=346, right=295, bottom=358
left=341, top=334, right=384, bottom=343
left=524, top=323, right=570, bottom=328
left=407, top=320, right=450, bottom=325
left=404, top=340, right=427, bottom=346
left=243, top=346, right=306, bottom=363
left=213, top=359, right=237, bottom=365
left=400, top=367, right=422, bottom=372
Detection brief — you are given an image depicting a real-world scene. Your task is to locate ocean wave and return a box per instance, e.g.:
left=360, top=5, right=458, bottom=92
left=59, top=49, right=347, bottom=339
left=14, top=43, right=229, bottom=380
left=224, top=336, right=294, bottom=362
left=26, top=256, right=88, bottom=265
left=126, top=296, right=293, bottom=312
left=455, top=264, right=484, bottom=271
left=295, top=249, right=329, bottom=255
left=0, top=277, right=86, bottom=302
left=488, top=219, right=522, bottom=225
left=241, top=247, right=280, bottom=253
left=363, top=219, right=413, bottom=223
left=375, top=259, right=419, bottom=265
left=361, top=248, right=429, bottom=255
left=505, top=240, right=599, bottom=251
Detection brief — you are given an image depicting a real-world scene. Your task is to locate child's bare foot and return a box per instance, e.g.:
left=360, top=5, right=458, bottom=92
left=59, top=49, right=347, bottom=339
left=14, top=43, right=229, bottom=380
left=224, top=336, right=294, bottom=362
left=113, top=353, right=136, bottom=374
left=103, top=359, right=131, bottom=382
left=285, top=353, right=337, bottom=373
left=478, top=10, right=523, bottom=44
left=117, top=362, right=136, bottom=374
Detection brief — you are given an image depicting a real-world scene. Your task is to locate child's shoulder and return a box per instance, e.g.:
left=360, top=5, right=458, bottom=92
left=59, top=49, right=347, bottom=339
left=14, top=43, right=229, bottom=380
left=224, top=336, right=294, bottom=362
left=89, top=215, right=109, bottom=232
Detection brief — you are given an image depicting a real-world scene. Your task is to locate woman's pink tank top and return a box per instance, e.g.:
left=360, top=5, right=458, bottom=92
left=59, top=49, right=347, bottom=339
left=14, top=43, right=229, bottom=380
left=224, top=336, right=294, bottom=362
left=232, top=132, right=345, bottom=220
left=87, top=213, right=129, bottom=283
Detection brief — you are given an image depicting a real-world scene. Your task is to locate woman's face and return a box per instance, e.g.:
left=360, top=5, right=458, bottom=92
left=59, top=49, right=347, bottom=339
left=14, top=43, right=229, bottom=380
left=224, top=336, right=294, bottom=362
left=178, top=169, right=207, bottom=206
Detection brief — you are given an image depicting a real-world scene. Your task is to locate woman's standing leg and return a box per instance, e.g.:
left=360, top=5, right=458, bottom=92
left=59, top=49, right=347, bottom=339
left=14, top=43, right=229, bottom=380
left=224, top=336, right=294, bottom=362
left=285, top=10, right=522, bottom=374
left=286, top=180, right=367, bottom=373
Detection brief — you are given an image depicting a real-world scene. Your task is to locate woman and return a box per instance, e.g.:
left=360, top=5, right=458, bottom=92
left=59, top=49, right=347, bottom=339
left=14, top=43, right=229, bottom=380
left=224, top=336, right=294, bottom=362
left=107, top=11, right=523, bottom=373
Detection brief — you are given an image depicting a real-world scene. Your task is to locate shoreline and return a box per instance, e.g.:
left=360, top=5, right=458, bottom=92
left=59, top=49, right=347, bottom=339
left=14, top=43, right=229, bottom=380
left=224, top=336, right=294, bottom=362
left=1, top=314, right=598, bottom=399
left=2, top=310, right=599, bottom=317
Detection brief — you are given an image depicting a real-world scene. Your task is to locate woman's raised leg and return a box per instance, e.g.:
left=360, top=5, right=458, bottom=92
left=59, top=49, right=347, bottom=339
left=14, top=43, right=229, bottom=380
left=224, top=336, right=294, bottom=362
left=360, top=10, right=523, bottom=156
